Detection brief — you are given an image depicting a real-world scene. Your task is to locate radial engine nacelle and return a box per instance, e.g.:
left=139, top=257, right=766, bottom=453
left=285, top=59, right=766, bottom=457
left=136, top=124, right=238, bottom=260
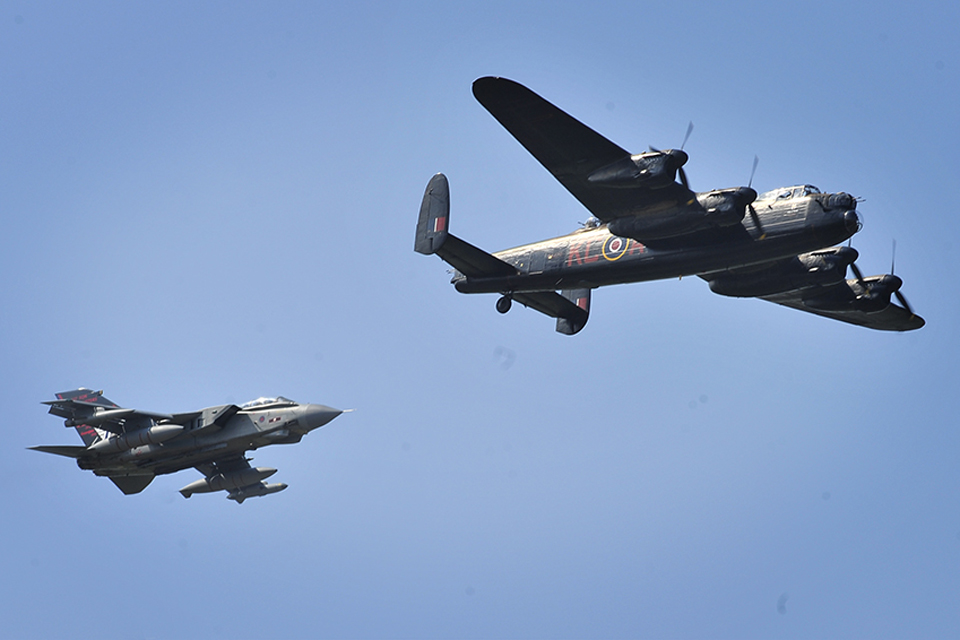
left=87, top=424, right=183, bottom=454
left=179, top=467, right=278, bottom=498
left=587, top=149, right=688, bottom=189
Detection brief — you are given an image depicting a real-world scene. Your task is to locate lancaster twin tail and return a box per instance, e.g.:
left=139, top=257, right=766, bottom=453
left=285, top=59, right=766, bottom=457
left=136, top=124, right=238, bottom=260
left=31, top=388, right=345, bottom=503
left=416, top=77, right=923, bottom=335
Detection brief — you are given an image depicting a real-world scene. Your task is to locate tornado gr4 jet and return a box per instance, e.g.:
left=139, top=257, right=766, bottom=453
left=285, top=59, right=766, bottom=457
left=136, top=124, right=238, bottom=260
left=31, top=388, right=345, bottom=503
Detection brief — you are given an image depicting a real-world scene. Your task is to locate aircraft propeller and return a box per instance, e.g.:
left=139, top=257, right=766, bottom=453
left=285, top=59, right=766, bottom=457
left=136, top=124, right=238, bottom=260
left=677, top=122, right=693, bottom=190
left=649, top=122, right=694, bottom=190
left=890, top=239, right=916, bottom=316
left=746, top=155, right=766, bottom=240
left=846, top=239, right=915, bottom=316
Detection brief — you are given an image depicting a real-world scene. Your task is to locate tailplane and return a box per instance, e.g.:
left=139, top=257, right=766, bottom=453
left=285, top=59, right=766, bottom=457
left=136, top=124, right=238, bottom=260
left=415, top=174, right=517, bottom=278
left=414, top=174, right=590, bottom=335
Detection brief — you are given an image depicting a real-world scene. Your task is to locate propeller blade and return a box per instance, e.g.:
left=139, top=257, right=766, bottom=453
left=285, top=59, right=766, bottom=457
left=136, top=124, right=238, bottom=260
left=678, top=166, right=689, bottom=190
left=895, top=290, right=915, bottom=316
left=748, top=203, right=766, bottom=240
left=849, top=261, right=866, bottom=286
left=748, top=155, right=759, bottom=189
left=681, top=121, right=694, bottom=150
left=891, top=239, right=897, bottom=274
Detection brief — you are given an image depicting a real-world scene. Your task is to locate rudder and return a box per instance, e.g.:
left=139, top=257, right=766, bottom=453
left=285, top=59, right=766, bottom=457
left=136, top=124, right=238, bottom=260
left=556, top=288, right=591, bottom=335
left=44, top=388, right=118, bottom=447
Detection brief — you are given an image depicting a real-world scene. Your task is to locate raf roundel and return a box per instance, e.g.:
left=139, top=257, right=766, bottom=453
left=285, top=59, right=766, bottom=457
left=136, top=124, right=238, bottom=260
left=602, top=235, right=629, bottom=261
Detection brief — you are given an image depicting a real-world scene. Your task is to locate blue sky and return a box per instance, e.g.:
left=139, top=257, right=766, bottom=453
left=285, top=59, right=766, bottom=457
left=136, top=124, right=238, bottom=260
left=2, top=2, right=958, bottom=638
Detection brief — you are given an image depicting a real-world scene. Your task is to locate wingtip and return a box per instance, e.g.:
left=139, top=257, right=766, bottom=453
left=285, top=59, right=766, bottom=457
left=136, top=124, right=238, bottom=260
left=472, top=76, right=523, bottom=101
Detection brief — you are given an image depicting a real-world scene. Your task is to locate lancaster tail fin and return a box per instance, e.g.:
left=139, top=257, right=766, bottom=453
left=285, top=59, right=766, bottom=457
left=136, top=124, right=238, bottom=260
left=415, top=173, right=517, bottom=278
left=415, top=173, right=450, bottom=255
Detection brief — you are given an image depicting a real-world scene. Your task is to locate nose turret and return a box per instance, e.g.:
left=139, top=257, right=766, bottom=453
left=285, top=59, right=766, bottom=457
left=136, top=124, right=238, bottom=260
left=844, top=209, right=861, bottom=234
left=827, top=192, right=856, bottom=210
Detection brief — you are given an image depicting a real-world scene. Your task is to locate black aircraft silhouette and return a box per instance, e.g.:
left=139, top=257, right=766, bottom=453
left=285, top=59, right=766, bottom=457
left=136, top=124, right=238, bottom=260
left=415, top=77, right=923, bottom=335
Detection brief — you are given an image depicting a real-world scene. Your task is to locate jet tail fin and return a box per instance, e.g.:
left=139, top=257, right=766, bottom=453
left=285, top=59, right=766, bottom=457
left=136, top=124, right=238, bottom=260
left=43, top=388, right=119, bottom=446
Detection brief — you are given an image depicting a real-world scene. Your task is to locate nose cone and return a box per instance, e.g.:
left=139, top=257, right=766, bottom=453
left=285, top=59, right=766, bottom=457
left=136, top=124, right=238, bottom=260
left=881, top=274, right=903, bottom=293
left=740, top=186, right=757, bottom=204
left=299, top=404, right=343, bottom=431
left=667, top=148, right=688, bottom=168
left=836, top=245, right=860, bottom=265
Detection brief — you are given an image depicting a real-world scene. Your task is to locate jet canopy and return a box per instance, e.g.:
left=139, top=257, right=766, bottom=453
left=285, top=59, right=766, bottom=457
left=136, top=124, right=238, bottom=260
left=240, top=397, right=298, bottom=410
left=757, top=185, right=821, bottom=201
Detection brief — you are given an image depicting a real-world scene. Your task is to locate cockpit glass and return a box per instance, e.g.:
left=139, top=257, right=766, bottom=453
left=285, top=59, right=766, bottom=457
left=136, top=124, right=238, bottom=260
left=241, top=396, right=296, bottom=409
left=758, top=185, right=821, bottom=201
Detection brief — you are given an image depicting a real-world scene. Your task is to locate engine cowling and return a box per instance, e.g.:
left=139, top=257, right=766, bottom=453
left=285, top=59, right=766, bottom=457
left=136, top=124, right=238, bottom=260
left=587, top=149, right=688, bottom=189
left=608, top=186, right=757, bottom=241
left=804, top=274, right=903, bottom=313
left=695, top=187, right=757, bottom=227
left=707, top=247, right=859, bottom=297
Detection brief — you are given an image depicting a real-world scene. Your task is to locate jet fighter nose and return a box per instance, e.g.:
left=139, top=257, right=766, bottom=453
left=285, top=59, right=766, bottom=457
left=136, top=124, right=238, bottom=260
left=299, top=404, right=343, bottom=431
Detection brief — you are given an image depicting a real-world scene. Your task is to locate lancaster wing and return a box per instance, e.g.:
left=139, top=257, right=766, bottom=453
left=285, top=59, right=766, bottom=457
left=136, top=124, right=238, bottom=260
left=472, top=76, right=694, bottom=221
left=760, top=282, right=925, bottom=331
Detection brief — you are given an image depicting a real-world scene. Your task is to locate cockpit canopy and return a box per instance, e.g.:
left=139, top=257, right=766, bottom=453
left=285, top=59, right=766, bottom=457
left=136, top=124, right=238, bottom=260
left=757, top=185, right=821, bottom=201
left=240, top=396, right=298, bottom=410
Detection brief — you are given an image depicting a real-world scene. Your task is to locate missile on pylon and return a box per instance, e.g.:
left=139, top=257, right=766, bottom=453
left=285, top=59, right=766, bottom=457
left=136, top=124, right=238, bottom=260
left=227, top=482, right=288, bottom=504
left=179, top=467, right=278, bottom=498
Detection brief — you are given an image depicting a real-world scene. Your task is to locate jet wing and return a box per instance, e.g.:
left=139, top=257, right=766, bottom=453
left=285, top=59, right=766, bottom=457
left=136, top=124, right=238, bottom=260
left=195, top=455, right=251, bottom=478
left=760, top=285, right=925, bottom=331
left=472, top=76, right=695, bottom=221
left=189, top=455, right=287, bottom=503
left=168, top=410, right=202, bottom=424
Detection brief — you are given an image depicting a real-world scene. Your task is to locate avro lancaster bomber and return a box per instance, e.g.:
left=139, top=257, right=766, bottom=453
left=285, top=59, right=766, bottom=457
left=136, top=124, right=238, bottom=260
left=416, top=77, right=923, bottom=335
